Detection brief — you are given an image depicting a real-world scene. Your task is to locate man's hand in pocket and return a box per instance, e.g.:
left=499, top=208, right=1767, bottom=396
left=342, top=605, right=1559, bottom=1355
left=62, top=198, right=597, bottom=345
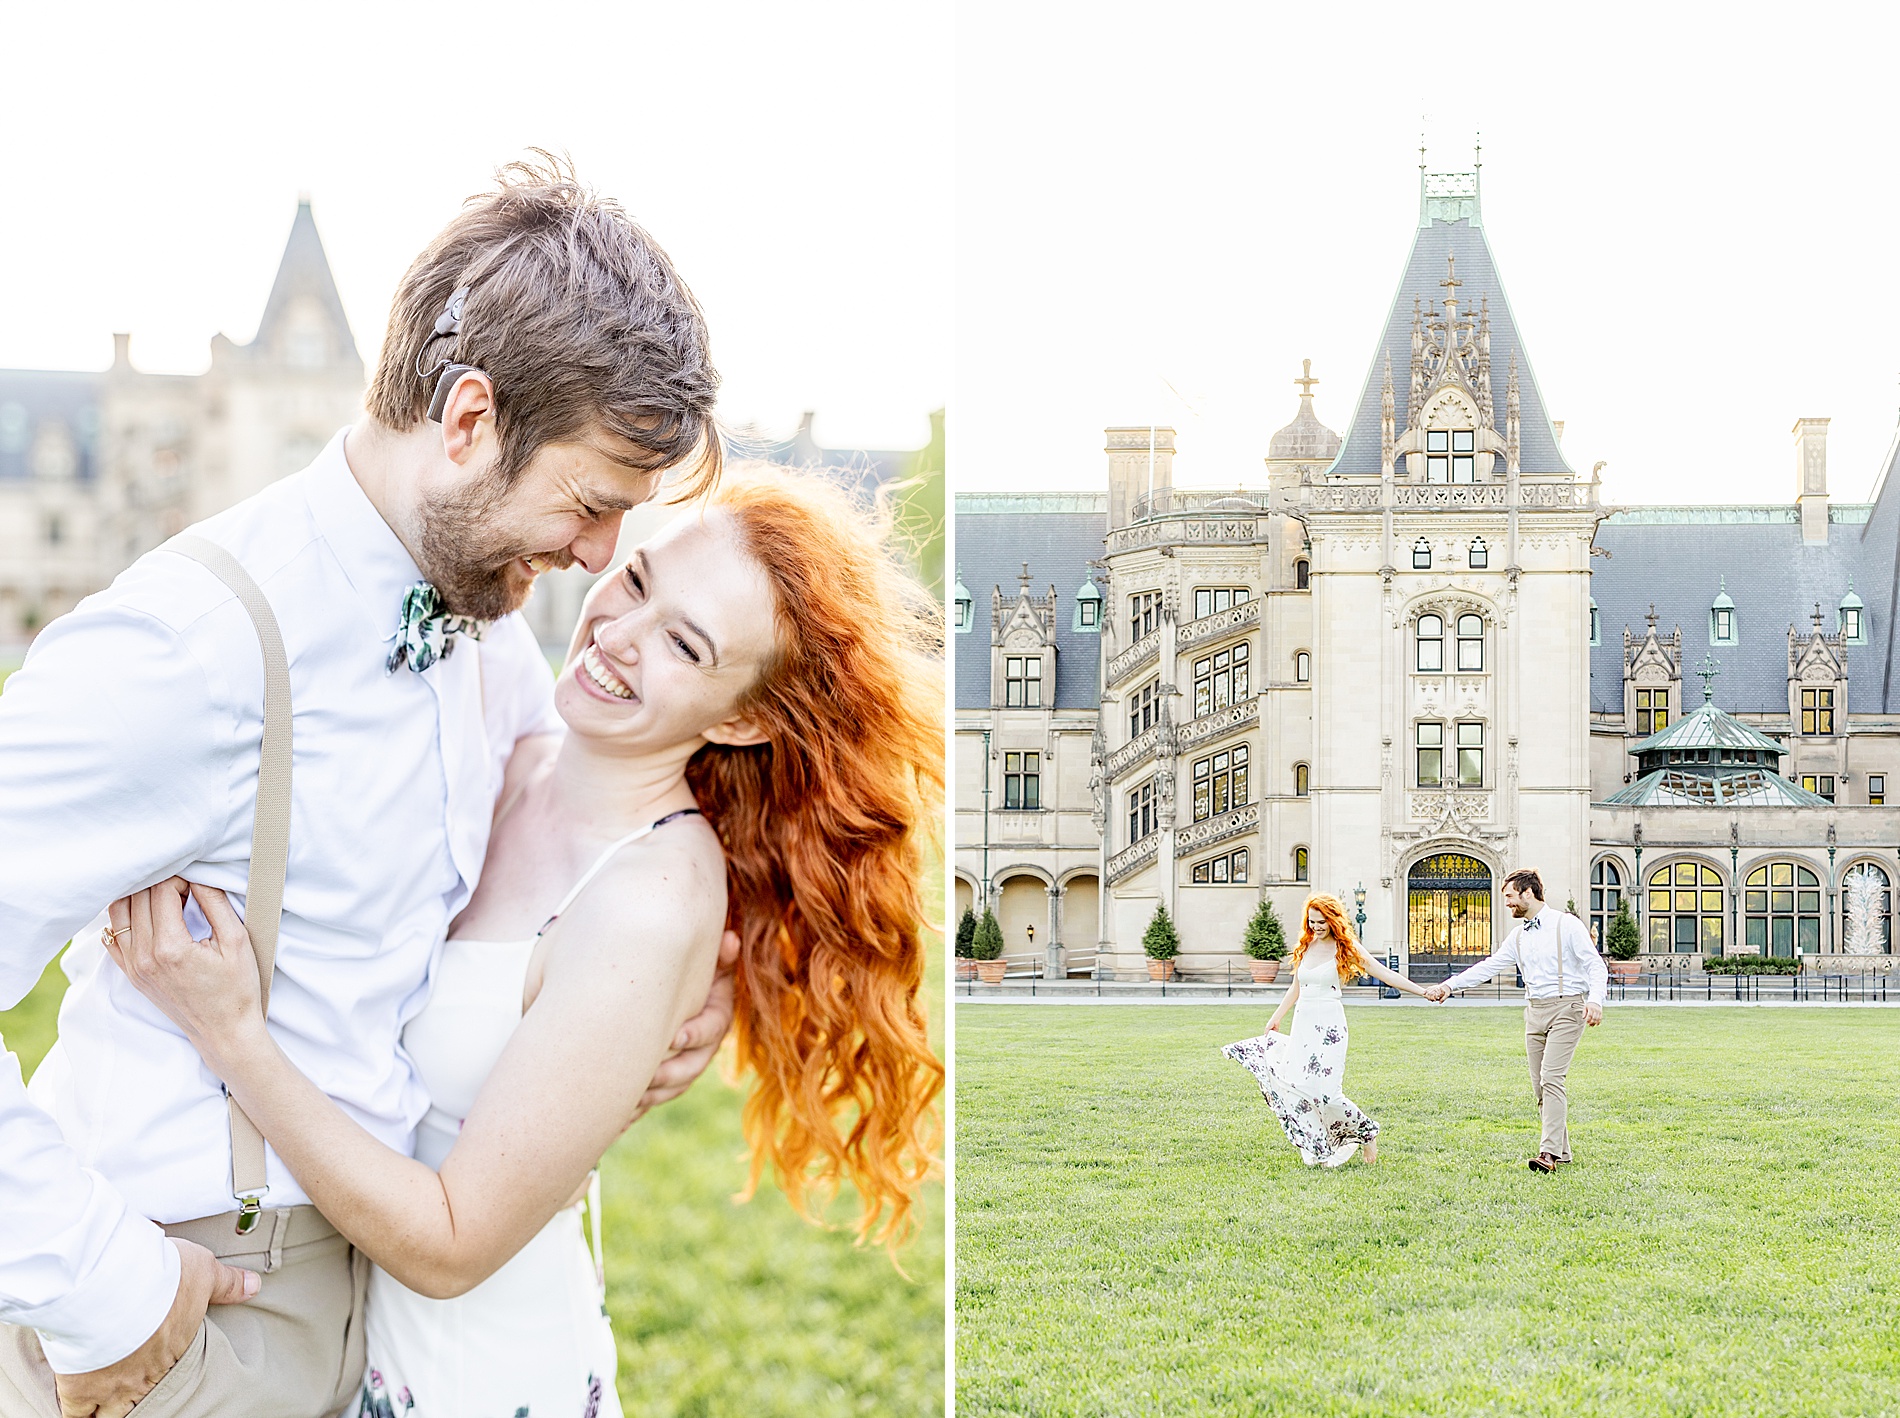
left=55, top=1237, right=257, bottom=1418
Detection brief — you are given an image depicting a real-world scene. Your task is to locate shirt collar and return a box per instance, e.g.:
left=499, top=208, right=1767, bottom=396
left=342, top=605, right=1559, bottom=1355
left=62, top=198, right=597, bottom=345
left=299, top=427, right=426, bottom=621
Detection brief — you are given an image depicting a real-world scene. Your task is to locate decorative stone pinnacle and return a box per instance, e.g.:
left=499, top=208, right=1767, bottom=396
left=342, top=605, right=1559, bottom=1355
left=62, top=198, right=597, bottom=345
left=1696, top=653, right=1720, bottom=704
left=1440, top=253, right=1461, bottom=290
left=1646, top=603, right=1658, bottom=630
left=1019, top=562, right=1031, bottom=593
left=1295, top=359, right=1319, bottom=398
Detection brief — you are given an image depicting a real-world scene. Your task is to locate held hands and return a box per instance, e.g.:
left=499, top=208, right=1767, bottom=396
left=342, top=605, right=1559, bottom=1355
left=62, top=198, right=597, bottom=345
left=1422, top=984, right=1451, bottom=1003
left=105, top=879, right=266, bottom=1062
left=628, top=928, right=742, bottom=1121
left=55, top=1238, right=257, bottom=1418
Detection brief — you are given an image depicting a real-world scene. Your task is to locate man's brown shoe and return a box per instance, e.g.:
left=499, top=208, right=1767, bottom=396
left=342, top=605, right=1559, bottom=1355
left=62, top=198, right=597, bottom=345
left=1527, top=1153, right=1557, bottom=1173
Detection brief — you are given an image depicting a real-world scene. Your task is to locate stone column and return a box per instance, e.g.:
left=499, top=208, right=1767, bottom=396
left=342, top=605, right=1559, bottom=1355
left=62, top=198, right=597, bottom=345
left=1046, top=884, right=1064, bottom=977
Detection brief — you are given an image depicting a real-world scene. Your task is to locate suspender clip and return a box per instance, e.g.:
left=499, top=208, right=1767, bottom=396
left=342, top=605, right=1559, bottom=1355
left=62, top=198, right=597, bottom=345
left=234, top=1189, right=271, bottom=1235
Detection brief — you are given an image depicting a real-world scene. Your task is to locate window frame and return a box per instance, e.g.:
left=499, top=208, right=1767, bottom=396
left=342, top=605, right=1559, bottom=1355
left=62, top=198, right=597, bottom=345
left=1191, top=744, right=1249, bottom=822
left=1416, top=614, right=1444, bottom=673
left=1190, top=847, right=1249, bottom=885
left=1294, top=846, right=1309, bottom=883
left=1002, top=751, right=1041, bottom=810
left=1456, top=721, right=1484, bottom=787
left=1293, top=650, right=1310, bottom=683
left=1416, top=721, right=1444, bottom=788
left=1127, top=778, right=1157, bottom=846
left=1743, top=861, right=1823, bottom=957
left=1648, top=861, right=1727, bottom=955
left=1005, top=655, right=1044, bottom=708
left=1801, top=687, right=1835, bottom=735
left=1413, top=538, right=1432, bottom=570
left=1192, top=586, right=1251, bottom=621
left=1192, top=642, right=1251, bottom=716
left=1468, top=537, right=1488, bottom=569
left=1635, top=687, right=1669, bottom=736
left=1455, top=613, right=1485, bottom=672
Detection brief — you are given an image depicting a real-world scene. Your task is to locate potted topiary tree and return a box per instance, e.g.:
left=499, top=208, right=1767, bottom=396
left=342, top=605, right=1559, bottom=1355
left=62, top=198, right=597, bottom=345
left=955, top=906, right=977, bottom=981
left=1605, top=898, right=1641, bottom=981
left=973, top=907, right=1006, bottom=984
left=1242, top=897, right=1286, bottom=983
left=1143, top=902, right=1181, bottom=981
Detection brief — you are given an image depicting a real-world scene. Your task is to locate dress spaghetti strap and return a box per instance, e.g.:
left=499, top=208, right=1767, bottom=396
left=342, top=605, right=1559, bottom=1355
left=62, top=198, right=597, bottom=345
left=536, top=807, right=703, bottom=938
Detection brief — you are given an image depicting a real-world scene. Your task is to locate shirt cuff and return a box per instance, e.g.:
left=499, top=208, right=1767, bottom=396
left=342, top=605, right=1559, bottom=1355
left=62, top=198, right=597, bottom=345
left=31, top=1209, right=179, bottom=1375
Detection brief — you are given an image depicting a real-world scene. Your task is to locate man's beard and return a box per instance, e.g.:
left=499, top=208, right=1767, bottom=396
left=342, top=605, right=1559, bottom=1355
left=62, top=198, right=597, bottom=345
left=413, top=472, right=573, bottom=620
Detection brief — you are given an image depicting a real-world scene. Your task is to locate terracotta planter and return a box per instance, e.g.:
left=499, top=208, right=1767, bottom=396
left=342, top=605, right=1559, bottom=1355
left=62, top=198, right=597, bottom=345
left=1147, top=958, right=1177, bottom=981
left=976, top=960, right=1007, bottom=984
left=956, top=958, right=976, bottom=981
left=1608, top=959, right=1641, bottom=982
left=1250, top=960, right=1281, bottom=984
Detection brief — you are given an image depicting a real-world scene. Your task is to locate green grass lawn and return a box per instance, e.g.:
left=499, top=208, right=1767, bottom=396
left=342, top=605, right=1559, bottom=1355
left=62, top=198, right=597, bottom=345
left=2, top=940, right=944, bottom=1417
left=957, top=1005, right=1900, bottom=1418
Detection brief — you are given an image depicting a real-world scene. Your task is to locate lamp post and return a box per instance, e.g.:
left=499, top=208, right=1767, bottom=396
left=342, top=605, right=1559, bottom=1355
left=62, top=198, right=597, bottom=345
left=1354, top=881, right=1367, bottom=943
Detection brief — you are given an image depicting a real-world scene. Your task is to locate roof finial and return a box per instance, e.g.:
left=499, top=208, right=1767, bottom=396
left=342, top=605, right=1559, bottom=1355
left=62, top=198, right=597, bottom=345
left=1020, top=562, right=1032, bottom=593
left=1441, top=252, right=1461, bottom=290
left=1646, top=602, right=1658, bottom=630
left=1295, top=359, right=1319, bottom=400
left=1696, top=653, right=1720, bottom=704
left=1474, top=132, right=1482, bottom=170
left=1419, top=130, right=1427, bottom=171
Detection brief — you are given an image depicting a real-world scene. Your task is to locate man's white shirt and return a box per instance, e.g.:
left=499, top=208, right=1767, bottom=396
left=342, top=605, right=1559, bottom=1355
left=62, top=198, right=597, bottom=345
left=1440, top=906, right=1609, bottom=1005
left=0, top=429, right=558, bottom=1372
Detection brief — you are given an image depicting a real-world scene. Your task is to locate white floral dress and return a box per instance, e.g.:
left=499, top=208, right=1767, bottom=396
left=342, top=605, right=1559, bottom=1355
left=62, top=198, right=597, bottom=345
left=1222, top=946, right=1380, bottom=1165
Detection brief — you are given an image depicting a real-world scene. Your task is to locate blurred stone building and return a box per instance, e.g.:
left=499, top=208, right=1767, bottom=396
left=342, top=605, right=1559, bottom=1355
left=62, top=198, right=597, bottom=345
left=956, top=161, right=1899, bottom=978
left=0, top=201, right=365, bottom=648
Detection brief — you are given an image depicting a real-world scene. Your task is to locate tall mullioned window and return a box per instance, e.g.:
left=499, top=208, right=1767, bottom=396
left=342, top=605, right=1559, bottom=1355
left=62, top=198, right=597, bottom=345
left=1193, top=643, right=1249, bottom=716
left=1650, top=861, right=1725, bottom=954
left=1193, top=586, right=1250, bottom=620
left=1003, top=752, right=1040, bottom=809
left=1744, top=862, right=1821, bottom=957
left=1416, top=722, right=1443, bottom=787
left=1456, top=722, right=1484, bottom=786
left=1456, top=614, right=1485, bottom=671
left=1192, top=746, right=1248, bottom=821
left=1127, top=779, right=1156, bottom=845
left=1425, top=428, right=1476, bottom=482
left=1589, top=859, right=1624, bottom=952
left=1417, top=615, right=1443, bottom=672
left=1128, top=680, right=1159, bottom=738
left=1129, top=591, right=1163, bottom=640
left=1800, top=774, right=1837, bottom=802
left=1801, top=688, right=1835, bottom=735
left=1635, top=688, right=1669, bottom=735
left=1005, top=656, right=1043, bottom=707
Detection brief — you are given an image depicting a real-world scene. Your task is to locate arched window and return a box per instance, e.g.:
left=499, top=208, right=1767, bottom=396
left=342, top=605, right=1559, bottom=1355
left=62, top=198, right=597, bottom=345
left=1648, top=861, right=1724, bottom=954
left=953, top=571, right=972, bottom=634
left=1294, top=651, right=1311, bottom=683
left=1744, top=861, right=1821, bottom=957
left=1840, top=582, right=1867, bottom=644
left=1293, top=763, right=1309, bottom=797
left=1416, top=615, right=1443, bottom=672
left=1589, top=859, right=1624, bottom=952
left=1710, top=577, right=1736, bottom=645
left=1456, top=614, right=1485, bottom=671
left=1413, top=537, right=1432, bottom=570
left=1843, top=863, right=1893, bottom=954
left=1468, top=536, right=1488, bottom=569
left=1294, top=847, right=1309, bottom=883
left=1294, top=559, right=1310, bottom=590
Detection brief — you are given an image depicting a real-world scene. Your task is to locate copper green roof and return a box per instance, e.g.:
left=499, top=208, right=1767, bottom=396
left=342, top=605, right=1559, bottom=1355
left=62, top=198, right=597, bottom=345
left=1626, top=700, right=1785, bottom=758
left=1600, top=768, right=1834, bottom=809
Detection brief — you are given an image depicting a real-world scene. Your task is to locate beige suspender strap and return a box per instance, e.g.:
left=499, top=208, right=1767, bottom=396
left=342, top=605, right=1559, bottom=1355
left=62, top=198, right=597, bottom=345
left=170, top=535, right=292, bottom=1233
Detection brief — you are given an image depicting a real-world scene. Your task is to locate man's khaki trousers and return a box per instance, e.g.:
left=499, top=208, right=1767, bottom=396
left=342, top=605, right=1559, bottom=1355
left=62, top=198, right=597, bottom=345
left=0, top=1206, right=367, bottom=1418
left=1524, top=994, right=1588, bottom=1162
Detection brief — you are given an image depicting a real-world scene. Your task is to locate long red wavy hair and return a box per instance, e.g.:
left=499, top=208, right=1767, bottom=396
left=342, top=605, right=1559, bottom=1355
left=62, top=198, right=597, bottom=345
left=683, top=464, right=943, bottom=1252
left=1288, top=894, right=1373, bottom=986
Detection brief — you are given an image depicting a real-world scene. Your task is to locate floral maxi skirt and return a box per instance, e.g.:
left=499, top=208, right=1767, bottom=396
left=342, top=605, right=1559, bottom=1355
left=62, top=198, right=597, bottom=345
left=1222, top=1000, right=1379, bottom=1166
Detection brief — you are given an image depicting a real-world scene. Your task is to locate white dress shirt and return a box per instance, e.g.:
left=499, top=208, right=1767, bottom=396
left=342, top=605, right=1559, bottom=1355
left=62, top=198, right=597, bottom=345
left=1441, top=905, right=1609, bottom=1006
left=0, top=429, right=558, bottom=1372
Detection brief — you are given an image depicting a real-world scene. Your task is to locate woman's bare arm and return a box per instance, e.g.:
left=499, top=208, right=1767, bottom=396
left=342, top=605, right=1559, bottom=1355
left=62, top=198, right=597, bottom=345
left=1265, top=974, right=1299, bottom=1032
left=110, top=842, right=723, bottom=1299
left=1359, top=953, right=1432, bottom=998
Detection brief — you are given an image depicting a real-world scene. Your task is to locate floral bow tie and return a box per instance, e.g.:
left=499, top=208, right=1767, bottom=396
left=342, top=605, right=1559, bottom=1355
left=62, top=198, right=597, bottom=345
left=386, top=581, right=484, bottom=675
left=1524, top=916, right=1542, bottom=931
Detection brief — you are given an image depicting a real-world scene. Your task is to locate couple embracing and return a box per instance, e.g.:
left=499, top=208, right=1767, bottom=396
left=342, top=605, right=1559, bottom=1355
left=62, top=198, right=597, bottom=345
left=1223, top=869, right=1606, bottom=1173
left=0, top=160, right=942, bottom=1418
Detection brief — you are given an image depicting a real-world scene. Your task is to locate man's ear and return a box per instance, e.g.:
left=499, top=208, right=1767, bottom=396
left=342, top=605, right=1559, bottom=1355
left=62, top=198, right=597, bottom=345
left=703, top=714, right=770, bottom=748
left=440, top=371, right=497, bottom=466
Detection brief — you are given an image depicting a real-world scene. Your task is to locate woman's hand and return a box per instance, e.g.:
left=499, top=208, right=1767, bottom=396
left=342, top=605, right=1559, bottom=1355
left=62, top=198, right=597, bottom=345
left=106, top=878, right=267, bottom=1062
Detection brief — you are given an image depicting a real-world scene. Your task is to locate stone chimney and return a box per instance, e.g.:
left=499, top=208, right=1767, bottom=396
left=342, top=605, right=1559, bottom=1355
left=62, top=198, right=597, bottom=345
left=111, top=333, right=132, bottom=372
left=1105, top=426, right=1175, bottom=531
left=1793, top=417, right=1830, bottom=545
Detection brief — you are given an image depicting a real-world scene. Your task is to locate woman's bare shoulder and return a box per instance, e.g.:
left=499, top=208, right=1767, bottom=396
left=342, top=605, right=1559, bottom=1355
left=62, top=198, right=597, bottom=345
left=557, top=817, right=726, bottom=957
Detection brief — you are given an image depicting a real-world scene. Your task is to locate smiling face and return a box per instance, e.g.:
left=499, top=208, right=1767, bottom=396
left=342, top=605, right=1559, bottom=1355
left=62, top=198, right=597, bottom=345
left=414, top=434, right=663, bottom=621
left=554, top=508, right=779, bottom=753
left=1306, top=908, right=1331, bottom=941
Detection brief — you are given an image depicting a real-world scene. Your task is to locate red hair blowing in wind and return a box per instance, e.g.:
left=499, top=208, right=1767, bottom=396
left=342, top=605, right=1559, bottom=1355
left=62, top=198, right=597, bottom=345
left=683, top=464, right=943, bottom=1251
left=1288, top=893, right=1374, bottom=987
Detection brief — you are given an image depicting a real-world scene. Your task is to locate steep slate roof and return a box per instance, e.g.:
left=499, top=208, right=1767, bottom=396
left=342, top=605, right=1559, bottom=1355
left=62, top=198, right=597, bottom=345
left=1590, top=485, right=1898, bottom=715
left=0, top=370, right=103, bottom=482
left=1329, top=186, right=1572, bottom=478
left=249, top=200, right=360, bottom=361
left=954, top=492, right=1105, bottom=710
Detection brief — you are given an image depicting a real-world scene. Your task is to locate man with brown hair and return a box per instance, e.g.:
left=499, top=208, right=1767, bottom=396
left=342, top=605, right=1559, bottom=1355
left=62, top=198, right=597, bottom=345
left=0, top=157, right=730, bottom=1417
left=1424, top=867, right=1607, bottom=1172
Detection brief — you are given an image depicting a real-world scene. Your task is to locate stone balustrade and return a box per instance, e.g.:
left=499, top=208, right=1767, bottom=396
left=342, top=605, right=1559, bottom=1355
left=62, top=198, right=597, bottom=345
left=1176, top=595, right=1261, bottom=651
left=1105, top=630, right=1160, bottom=688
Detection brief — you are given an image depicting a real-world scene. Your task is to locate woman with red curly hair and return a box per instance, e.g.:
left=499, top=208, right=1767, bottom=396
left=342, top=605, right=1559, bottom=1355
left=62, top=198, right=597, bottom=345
left=1223, top=894, right=1430, bottom=1168
left=105, top=464, right=942, bottom=1416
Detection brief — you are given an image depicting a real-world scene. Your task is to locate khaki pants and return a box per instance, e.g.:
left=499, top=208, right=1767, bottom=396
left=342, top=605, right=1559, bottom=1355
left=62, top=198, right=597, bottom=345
left=0, top=1206, right=367, bottom=1418
left=1524, top=994, right=1588, bottom=1162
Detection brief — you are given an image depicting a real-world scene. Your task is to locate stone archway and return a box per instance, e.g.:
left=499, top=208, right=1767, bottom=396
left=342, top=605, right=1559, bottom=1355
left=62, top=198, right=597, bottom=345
left=1406, top=852, right=1494, bottom=979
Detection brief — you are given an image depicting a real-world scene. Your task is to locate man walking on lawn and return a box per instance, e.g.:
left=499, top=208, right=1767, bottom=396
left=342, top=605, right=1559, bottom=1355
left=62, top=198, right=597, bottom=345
left=1423, top=868, right=1606, bottom=1172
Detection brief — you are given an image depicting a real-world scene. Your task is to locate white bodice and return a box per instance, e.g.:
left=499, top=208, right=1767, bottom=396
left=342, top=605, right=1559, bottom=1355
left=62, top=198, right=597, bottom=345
left=401, top=936, right=534, bottom=1167
left=1296, top=945, right=1345, bottom=1002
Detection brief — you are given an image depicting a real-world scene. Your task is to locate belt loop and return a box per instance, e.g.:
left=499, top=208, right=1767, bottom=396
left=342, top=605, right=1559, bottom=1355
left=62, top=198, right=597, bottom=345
left=266, top=1207, right=290, bottom=1274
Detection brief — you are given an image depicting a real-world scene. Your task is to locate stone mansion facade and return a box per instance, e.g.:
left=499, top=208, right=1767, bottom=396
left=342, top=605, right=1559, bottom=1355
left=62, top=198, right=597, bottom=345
left=954, top=165, right=1900, bottom=978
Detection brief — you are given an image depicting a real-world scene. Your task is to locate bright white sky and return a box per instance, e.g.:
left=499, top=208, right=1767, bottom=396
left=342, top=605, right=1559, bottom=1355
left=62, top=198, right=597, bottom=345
left=0, top=1, right=947, bottom=452
left=954, top=2, right=1900, bottom=505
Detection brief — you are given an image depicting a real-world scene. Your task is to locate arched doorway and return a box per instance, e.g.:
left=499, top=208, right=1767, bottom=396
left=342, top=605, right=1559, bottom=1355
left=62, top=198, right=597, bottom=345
left=996, top=875, right=1048, bottom=957
left=1407, top=853, right=1494, bottom=978
left=1062, top=875, right=1100, bottom=953
left=955, top=876, right=974, bottom=924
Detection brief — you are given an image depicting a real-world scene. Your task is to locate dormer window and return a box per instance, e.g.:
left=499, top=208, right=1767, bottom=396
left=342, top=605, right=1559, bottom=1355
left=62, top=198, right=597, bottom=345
left=1413, top=538, right=1432, bottom=570
left=1005, top=656, right=1043, bottom=708
left=1073, top=576, right=1102, bottom=633
left=1426, top=429, right=1476, bottom=483
left=1468, top=536, right=1488, bottom=569
left=1840, top=581, right=1866, bottom=644
left=1710, top=577, right=1737, bottom=646
left=953, top=572, right=973, bottom=634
